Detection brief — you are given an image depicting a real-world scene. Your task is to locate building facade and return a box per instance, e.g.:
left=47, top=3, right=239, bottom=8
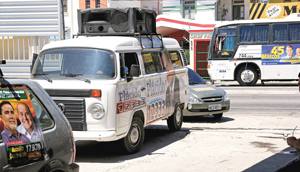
left=216, top=0, right=300, bottom=21
left=158, top=0, right=217, bottom=78
left=0, top=0, right=63, bottom=61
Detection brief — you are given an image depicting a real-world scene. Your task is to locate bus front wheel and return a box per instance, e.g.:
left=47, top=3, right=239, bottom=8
left=236, top=66, right=258, bottom=86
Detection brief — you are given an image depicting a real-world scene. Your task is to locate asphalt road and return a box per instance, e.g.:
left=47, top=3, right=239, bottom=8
left=224, top=86, right=300, bottom=115
left=76, top=83, right=300, bottom=172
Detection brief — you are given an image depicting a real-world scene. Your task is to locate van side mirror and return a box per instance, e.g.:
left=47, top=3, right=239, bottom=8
left=125, top=64, right=140, bottom=82
left=130, top=64, right=140, bottom=77
left=31, top=53, right=38, bottom=73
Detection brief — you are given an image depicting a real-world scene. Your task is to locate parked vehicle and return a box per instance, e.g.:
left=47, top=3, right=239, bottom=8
left=0, top=61, right=78, bottom=172
left=31, top=33, right=188, bottom=154
left=31, top=35, right=188, bottom=154
left=183, top=67, right=230, bottom=120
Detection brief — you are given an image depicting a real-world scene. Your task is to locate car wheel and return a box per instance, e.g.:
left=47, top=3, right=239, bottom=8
left=213, top=113, right=223, bottom=121
left=237, top=66, right=258, bottom=86
left=167, top=105, right=183, bottom=131
left=121, top=117, right=144, bottom=154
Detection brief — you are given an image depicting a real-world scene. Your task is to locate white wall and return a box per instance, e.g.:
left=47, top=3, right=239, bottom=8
left=162, top=0, right=182, bottom=18
left=67, top=0, right=80, bottom=37
left=109, top=0, right=141, bottom=8
left=0, top=0, right=63, bottom=37
left=195, top=0, right=217, bottom=22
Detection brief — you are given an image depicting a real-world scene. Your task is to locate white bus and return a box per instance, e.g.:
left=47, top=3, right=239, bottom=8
left=207, top=15, right=300, bottom=86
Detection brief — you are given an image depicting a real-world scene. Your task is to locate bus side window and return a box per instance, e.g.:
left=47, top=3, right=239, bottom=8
left=273, top=24, right=288, bottom=42
left=289, top=23, right=300, bottom=41
left=215, top=27, right=237, bottom=58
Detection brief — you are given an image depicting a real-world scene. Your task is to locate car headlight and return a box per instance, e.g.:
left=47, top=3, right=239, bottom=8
left=88, top=103, right=105, bottom=120
left=223, top=92, right=230, bottom=101
left=189, top=94, right=202, bottom=103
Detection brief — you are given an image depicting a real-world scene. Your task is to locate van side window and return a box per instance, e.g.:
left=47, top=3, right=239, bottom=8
left=120, top=53, right=140, bottom=78
left=142, top=52, right=165, bottom=74
left=169, top=51, right=183, bottom=69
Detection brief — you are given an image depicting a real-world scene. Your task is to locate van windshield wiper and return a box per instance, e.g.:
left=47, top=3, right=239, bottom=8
left=33, top=73, right=52, bottom=83
left=61, top=73, right=91, bottom=83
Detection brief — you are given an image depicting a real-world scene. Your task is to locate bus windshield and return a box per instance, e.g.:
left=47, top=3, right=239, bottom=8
left=32, top=48, right=116, bottom=79
left=211, top=26, right=237, bottom=59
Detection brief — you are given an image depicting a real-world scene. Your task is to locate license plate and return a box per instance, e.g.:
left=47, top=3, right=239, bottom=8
left=208, top=104, right=222, bottom=111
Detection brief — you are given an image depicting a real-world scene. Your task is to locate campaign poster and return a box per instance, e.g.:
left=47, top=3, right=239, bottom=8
left=261, top=44, right=300, bottom=65
left=0, top=85, right=47, bottom=167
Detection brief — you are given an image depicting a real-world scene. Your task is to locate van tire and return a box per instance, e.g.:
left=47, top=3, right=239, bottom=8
left=167, top=105, right=183, bottom=132
left=236, top=66, right=258, bottom=86
left=121, top=117, right=144, bottom=154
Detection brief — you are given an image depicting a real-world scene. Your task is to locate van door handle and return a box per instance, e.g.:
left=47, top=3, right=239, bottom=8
left=141, top=87, right=146, bottom=91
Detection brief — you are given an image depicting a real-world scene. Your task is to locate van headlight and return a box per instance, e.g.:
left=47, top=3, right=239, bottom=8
left=88, top=103, right=105, bottom=120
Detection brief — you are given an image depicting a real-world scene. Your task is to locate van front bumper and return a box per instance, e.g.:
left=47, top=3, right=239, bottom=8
left=73, top=130, right=124, bottom=142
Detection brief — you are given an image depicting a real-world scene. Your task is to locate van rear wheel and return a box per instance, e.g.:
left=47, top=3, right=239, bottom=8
left=121, top=117, right=144, bottom=154
left=167, top=105, right=183, bottom=131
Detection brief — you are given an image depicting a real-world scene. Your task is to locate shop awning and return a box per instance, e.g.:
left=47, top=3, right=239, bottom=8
left=156, top=15, right=215, bottom=40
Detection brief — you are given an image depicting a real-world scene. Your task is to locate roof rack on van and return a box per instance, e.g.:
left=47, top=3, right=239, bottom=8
left=74, top=33, right=164, bottom=50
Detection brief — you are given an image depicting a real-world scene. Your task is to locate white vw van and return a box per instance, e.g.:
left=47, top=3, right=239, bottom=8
left=31, top=35, right=188, bottom=153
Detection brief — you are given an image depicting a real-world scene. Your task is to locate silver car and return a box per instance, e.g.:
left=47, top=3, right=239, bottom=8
left=183, top=68, right=230, bottom=120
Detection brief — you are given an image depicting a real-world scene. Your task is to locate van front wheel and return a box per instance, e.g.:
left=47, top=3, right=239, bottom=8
left=167, top=105, right=183, bottom=132
left=121, top=117, right=144, bottom=154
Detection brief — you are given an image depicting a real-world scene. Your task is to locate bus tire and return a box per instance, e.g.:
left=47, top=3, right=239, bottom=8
left=121, top=117, right=144, bottom=154
left=236, top=66, right=258, bottom=86
left=167, top=105, right=183, bottom=132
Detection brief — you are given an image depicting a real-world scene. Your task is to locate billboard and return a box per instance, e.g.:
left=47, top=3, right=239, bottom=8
left=250, top=2, right=300, bottom=19
left=261, top=44, right=300, bottom=65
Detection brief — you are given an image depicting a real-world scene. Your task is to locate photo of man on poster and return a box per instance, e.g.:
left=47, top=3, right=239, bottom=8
left=16, top=102, right=43, bottom=142
left=0, top=101, right=30, bottom=146
left=281, top=45, right=294, bottom=60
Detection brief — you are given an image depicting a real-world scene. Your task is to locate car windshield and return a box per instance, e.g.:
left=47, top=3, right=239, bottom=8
left=32, top=48, right=116, bottom=79
left=187, top=68, right=207, bottom=85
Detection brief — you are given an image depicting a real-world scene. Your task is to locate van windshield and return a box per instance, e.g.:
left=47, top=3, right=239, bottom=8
left=32, top=48, right=116, bottom=79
